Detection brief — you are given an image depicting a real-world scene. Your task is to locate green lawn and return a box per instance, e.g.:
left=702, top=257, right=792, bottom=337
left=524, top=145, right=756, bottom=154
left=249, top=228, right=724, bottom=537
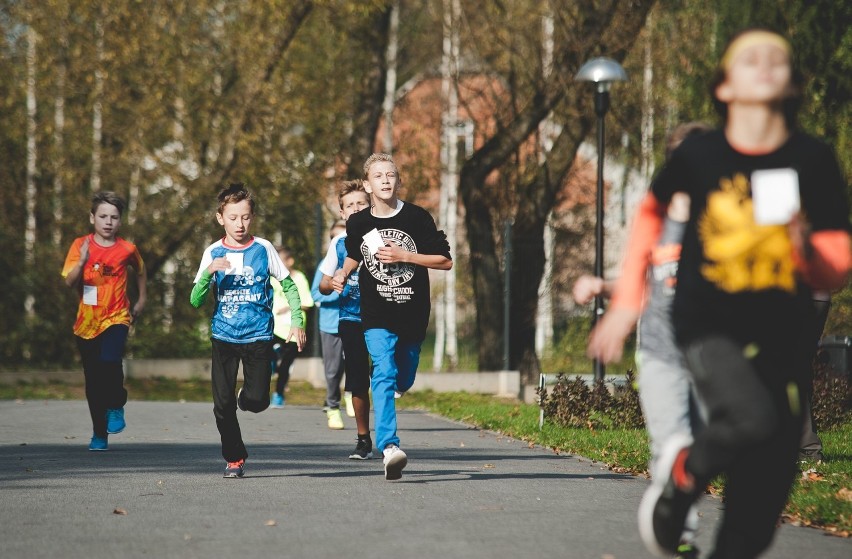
left=1, top=378, right=849, bottom=534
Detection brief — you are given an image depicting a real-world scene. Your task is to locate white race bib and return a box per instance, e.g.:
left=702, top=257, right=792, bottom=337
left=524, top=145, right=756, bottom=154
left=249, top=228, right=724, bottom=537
left=752, top=168, right=800, bottom=225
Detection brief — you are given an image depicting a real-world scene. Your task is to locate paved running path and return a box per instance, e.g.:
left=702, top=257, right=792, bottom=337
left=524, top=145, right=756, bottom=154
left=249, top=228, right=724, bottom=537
left=0, top=400, right=848, bottom=558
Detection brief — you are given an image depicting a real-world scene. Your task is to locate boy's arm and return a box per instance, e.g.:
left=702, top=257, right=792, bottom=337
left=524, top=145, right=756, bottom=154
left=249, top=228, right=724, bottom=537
left=131, top=249, right=147, bottom=319
left=281, top=276, right=307, bottom=351
left=62, top=237, right=88, bottom=288
left=792, top=228, right=851, bottom=291
left=375, top=245, right=453, bottom=270
left=133, top=267, right=147, bottom=319
left=311, top=266, right=340, bottom=302
left=572, top=275, right=616, bottom=305
left=280, top=276, right=305, bottom=329
left=587, top=192, right=666, bottom=364
left=331, top=257, right=360, bottom=293
left=190, top=270, right=213, bottom=308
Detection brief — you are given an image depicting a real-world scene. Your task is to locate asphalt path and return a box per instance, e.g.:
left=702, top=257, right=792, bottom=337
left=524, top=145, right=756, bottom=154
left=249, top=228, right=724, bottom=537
left=0, top=400, right=849, bottom=558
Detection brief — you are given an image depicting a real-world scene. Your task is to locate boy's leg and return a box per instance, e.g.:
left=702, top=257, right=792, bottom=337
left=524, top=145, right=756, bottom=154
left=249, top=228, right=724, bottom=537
left=239, top=340, right=274, bottom=413
left=274, top=342, right=298, bottom=396
left=77, top=335, right=109, bottom=438
left=709, top=429, right=799, bottom=559
left=211, top=339, right=248, bottom=462
left=320, top=332, right=345, bottom=409
left=365, top=328, right=400, bottom=451
left=684, top=335, right=805, bottom=557
left=341, top=320, right=373, bottom=458
left=341, top=321, right=371, bottom=434
left=636, top=351, right=695, bottom=477
left=637, top=350, right=702, bottom=548
left=99, top=325, right=130, bottom=410
left=394, top=339, right=422, bottom=394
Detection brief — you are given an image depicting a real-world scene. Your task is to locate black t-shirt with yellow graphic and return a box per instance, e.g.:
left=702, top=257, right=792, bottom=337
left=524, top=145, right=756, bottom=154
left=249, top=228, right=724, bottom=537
left=652, top=129, right=848, bottom=348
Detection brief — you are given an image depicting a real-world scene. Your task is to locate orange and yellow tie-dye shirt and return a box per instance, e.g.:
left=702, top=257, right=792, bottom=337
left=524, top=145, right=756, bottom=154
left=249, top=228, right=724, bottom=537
left=62, top=234, right=145, bottom=339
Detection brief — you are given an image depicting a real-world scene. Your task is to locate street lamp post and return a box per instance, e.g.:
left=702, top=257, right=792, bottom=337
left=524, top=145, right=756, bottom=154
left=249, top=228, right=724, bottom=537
left=575, top=57, right=626, bottom=382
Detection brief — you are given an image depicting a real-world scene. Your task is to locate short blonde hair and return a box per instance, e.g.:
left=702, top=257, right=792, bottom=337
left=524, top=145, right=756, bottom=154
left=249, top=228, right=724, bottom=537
left=362, top=153, right=400, bottom=181
left=337, top=179, right=368, bottom=208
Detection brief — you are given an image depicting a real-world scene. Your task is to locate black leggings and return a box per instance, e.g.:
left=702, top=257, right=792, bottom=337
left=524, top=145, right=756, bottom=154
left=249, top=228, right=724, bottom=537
left=682, top=335, right=807, bottom=559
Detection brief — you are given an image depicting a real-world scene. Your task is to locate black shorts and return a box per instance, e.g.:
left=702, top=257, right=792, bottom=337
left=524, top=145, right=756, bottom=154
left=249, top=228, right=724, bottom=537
left=339, top=320, right=371, bottom=394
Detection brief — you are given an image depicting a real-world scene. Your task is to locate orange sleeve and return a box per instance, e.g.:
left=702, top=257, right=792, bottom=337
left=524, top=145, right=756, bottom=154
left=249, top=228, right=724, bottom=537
left=609, top=193, right=666, bottom=311
left=794, top=230, right=851, bottom=291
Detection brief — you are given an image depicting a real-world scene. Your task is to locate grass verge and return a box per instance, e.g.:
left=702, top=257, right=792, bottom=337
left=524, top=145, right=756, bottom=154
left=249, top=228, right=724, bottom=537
left=1, top=379, right=849, bottom=535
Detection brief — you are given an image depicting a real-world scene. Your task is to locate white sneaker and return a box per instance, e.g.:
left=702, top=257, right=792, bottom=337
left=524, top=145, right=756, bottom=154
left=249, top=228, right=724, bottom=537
left=327, top=408, right=344, bottom=430
left=344, top=392, right=355, bottom=418
left=382, top=444, right=408, bottom=480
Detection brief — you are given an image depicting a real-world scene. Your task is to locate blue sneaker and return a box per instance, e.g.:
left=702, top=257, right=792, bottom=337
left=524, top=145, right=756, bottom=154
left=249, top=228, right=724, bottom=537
left=89, top=434, right=108, bottom=451
left=270, top=392, right=285, bottom=409
left=106, top=408, right=126, bottom=434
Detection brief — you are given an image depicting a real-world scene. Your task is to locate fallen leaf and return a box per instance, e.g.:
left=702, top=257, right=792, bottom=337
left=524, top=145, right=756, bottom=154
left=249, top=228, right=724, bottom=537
left=265, top=520, right=277, bottom=527
left=113, top=508, right=128, bottom=515
left=836, top=488, right=852, bottom=502
left=483, top=464, right=495, bottom=469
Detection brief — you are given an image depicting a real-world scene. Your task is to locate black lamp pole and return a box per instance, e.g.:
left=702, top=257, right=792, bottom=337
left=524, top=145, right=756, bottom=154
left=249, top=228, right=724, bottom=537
left=574, top=57, right=626, bottom=383
left=593, top=87, right=610, bottom=381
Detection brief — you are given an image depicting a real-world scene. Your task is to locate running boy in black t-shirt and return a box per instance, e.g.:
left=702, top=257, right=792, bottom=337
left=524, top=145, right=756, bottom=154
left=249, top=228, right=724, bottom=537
left=588, top=29, right=850, bottom=558
left=331, top=153, right=452, bottom=480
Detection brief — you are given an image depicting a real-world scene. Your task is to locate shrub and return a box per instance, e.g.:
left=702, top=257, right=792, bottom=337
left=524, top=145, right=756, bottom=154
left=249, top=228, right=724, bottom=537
left=811, top=362, right=852, bottom=431
left=540, top=370, right=645, bottom=430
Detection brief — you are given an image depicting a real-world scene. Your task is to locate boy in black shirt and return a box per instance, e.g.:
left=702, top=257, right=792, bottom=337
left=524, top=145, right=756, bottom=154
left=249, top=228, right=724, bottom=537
left=332, top=153, right=452, bottom=480
left=588, top=29, right=850, bottom=558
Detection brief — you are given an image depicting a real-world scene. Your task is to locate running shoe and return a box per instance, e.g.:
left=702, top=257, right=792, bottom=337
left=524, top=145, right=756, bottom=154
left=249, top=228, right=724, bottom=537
left=106, top=407, right=125, bottom=434
left=349, top=436, right=373, bottom=460
left=382, top=444, right=407, bottom=480
left=674, top=542, right=700, bottom=559
left=327, top=408, right=344, bottom=430
left=89, top=434, right=108, bottom=451
left=638, top=433, right=697, bottom=557
left=344, top=392, right=355, bottom=418
left=270, top=392, right=285, bottom=409
left=223, top=459, right=245, bottom=478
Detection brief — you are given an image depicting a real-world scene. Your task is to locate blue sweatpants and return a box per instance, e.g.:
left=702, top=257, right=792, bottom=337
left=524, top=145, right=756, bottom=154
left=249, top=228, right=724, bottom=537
left=364, top=328, right=421, bottom=451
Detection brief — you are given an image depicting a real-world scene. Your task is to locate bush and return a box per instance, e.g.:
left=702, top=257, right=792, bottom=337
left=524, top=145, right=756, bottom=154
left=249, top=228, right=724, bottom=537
left=811, top=363, right=852, bottom=431
left=540, top=370, right=645, bottom=430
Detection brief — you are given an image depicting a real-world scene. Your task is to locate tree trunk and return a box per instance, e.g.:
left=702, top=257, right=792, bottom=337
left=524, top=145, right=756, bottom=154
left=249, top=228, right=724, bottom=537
left=90, top=14, right=104, bottom=192
left=25, top=25, right=37, bottom=317
left=381, top=0, right=399, bottom=154
left=458, top=0, right=656, bottom=376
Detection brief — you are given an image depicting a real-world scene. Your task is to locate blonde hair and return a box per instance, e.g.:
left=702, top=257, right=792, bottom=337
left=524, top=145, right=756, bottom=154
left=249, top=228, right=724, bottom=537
left=362, top=153, right=400, bottom=180
left=337, top=179, right=368, bottom=208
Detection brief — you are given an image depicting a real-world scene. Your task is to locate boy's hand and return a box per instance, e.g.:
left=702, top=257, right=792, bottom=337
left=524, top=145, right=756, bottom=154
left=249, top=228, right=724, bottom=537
left=375, top=242, right=405, bottom=264
left=287, top=327, right=306, bottom=352
left=586, top=307, right=640, bottom=364
left=331, top=270, right=347, bottom=293
left=788, top=212, right=813, bottom=261
left=572, top=275, right=604, bottom=305
left=207, top=257, right=232, bottom=275
left=79, top=238, right=90, bottom=265
left=131, top=301, right=146, bottom=323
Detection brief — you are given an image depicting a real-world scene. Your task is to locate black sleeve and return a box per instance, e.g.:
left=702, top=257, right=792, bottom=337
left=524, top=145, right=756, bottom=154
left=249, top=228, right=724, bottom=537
left=344, top=217, right=364, bottom=263
left=415, top=207, right=451, bottom=258
left=650, top=147, right=687, bottom=205
left=801, top=141, right=850, bottom=233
